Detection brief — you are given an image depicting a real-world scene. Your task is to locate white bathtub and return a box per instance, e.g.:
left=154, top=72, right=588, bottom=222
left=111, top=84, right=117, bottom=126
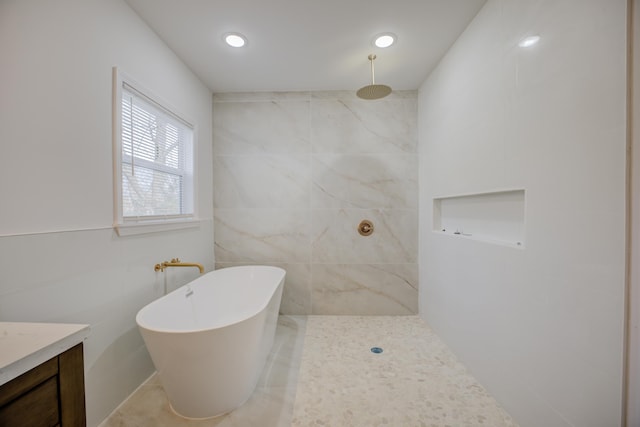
left=136, top=265, right=285, bottom=419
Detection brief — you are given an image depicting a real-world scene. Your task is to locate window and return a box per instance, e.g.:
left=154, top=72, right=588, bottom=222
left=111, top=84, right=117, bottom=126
left=113, top=68, right=197, bottom=235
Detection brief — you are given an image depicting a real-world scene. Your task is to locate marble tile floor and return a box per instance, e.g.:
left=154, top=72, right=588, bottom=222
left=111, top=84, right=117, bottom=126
left=101, top=315, right=517, bottom=427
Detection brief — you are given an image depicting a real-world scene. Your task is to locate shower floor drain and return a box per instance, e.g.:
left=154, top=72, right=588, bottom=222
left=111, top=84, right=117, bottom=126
left=370, top=347, right=383, bottom=354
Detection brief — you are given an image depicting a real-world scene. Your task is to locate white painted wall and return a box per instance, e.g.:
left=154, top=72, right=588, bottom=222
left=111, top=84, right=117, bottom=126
left=627, top=1, right=639, bottom=424
left=0, top=1, right=214, bottom=426
left=418, top=1, right=627, bottom=426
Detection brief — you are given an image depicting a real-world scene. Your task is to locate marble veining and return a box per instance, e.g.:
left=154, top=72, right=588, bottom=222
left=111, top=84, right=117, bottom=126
left=310, top=98, right=418, bottom=154
left=311, top=208, right=418, bottom=264
left=214, top=209, right=311, bottom=263
left=312, top=154, right=418, bottom=209
left=214, top=154, right=311, bottom=209
left=101, top=315, right=517, bottom=427
left=310, top=264, right=418, bottom=315
left=213, top=101, right=310, bottom=155
left=213, top=91, right=418, bottom=316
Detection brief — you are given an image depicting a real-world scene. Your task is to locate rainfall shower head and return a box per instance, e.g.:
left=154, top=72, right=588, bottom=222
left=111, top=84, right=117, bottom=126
left=356, top=54, right=392, bottom=100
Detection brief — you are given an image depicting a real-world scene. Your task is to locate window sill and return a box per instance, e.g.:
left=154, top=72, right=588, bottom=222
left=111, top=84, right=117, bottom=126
left=114, top=218, right=201, bottom=236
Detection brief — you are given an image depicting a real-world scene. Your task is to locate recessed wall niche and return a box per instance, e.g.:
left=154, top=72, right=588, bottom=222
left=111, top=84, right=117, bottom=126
left=433, top=189, right=525, bottom=248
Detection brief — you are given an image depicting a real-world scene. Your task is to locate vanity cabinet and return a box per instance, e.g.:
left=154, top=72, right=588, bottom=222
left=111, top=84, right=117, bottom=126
left=0, top=343, right=86, bottom=427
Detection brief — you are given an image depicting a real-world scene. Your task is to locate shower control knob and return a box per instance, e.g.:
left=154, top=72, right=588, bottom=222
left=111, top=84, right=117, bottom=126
left=358, top=220, right=374, bottom=236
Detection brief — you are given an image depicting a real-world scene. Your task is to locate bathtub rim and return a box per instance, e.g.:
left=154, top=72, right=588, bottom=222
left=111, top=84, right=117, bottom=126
left=136, top=265, right=286, bottom=334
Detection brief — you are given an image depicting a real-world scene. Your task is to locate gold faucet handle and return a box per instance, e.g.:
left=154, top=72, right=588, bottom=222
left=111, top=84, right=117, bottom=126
left=170, top=258, right=181, bottom=263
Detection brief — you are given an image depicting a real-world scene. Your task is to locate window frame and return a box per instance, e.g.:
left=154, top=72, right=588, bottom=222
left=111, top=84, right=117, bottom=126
left=112, top=67, right=199, bottom=236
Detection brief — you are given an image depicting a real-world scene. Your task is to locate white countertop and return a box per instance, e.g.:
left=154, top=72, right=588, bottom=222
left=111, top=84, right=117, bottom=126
left=0, top=322, right=90, bottom=386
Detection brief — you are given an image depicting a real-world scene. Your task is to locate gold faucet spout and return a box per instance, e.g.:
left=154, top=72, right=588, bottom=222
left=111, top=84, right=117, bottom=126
left=154, top=258, right=204, bottom=274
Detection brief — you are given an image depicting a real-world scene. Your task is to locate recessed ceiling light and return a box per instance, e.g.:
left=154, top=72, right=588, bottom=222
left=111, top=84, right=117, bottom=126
left=224, top=32, right=247, bottom=48
left=518, top=35, right=540, bottom=48
left=374, top=33, right=396, bottom=48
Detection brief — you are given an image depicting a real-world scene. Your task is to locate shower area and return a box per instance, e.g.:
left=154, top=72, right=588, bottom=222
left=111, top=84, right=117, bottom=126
left=212, top=90, right=419, bottom=316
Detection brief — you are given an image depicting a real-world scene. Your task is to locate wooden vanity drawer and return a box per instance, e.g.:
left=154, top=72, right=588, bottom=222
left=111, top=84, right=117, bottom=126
left=0, top=343, right=85, bottom=426
left=0, top=357, right=58, bottom=407
left=0, top=376, right=59, bottom=426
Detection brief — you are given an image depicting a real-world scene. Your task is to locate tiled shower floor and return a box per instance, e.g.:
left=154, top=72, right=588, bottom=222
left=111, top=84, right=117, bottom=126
left=101, top=316, right=517, bottom=427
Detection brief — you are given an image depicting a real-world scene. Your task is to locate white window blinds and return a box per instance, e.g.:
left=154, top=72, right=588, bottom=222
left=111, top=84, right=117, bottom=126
left=120, top=83, right=194, bottom=220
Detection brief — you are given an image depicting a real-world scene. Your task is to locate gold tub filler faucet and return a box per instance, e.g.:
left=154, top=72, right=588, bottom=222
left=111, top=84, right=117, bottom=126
left=154, top=258, right=204, bottom=274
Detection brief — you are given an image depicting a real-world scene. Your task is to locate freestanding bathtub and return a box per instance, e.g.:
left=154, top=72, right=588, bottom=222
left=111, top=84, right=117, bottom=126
left=136, top=265, right=285, bottom=419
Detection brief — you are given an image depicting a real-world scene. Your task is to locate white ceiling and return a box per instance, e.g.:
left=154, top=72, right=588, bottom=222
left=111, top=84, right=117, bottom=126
left=124, top=0, right=487, bottom=93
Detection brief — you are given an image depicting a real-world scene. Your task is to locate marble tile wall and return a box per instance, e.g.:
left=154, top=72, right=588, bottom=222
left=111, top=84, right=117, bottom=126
left=213, top=91, right=418, bottom=315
